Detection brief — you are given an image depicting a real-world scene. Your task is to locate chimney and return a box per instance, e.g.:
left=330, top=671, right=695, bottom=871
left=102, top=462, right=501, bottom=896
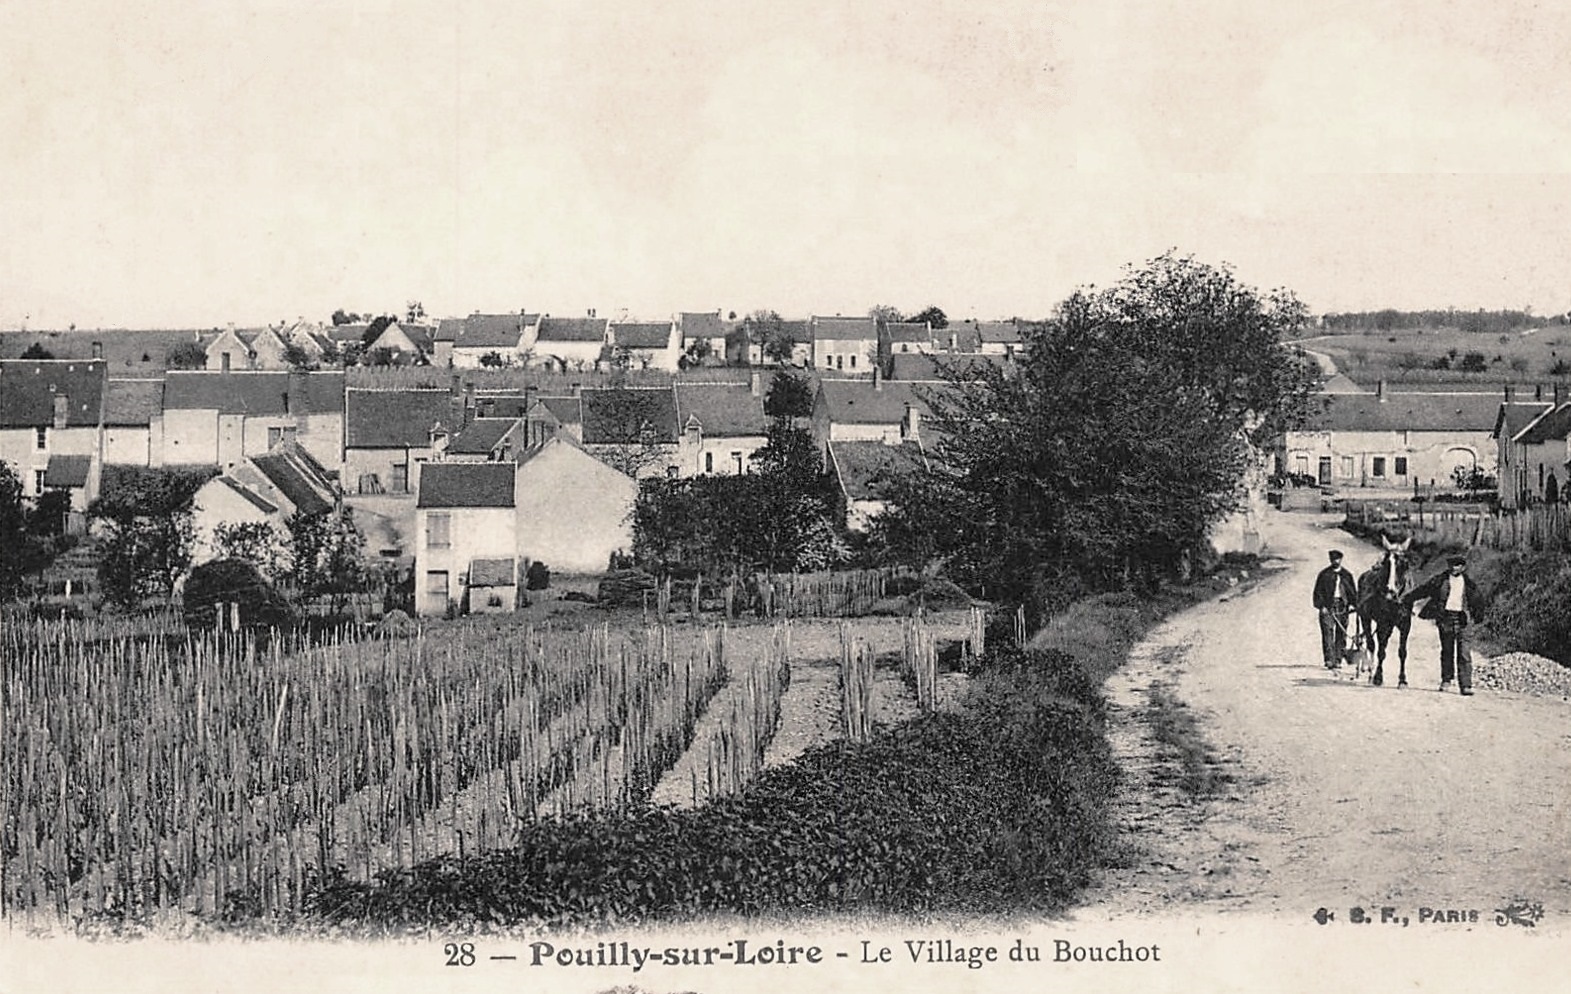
left=53, top=395, right=69, bottom=429
left=464, top=382, right=476, bottom=426
left=1504, top=383, right=1515, bottom=403
left=1376, top=379, right=1386, bottom=402
left=91, top=341, right=102, bottom=359
left=873, top=366, right=883, bottom=391
left=1536, top=384, right=1545, bottom=401
left=450, top=372, right=462, bottom=397
left=901, top=402, right=920, bottom=442
left=750, top=371, right=762, bottom=397
left=587, top=308, right=596, bottom=318
left=948, top=330, right=957, bottom=353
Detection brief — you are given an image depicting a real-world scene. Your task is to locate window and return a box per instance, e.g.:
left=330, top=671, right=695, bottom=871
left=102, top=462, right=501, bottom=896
left=704, top=452, right=713, bottom=474
left=391, top=462, right=409, bottom=494
left=33, top=470, right=46, bottom=495
left=425, top=571, right=449, bottom=598
left=1340, top=456, right=1354, bottom=477
left=1372, top=457, right=1386, bottom=478
left=35, top=427, right=46, bottom=450
left=835, top=355, right=843, bottom=370
left=426, top=513, right=451, bottom=549
left=731, top=451, right=744, bottom=474
left=1394, top=457, right=1408, bottom=476
left=849, top=354, right=857, bottom=369
left=267, top=426, right=298, bottom=449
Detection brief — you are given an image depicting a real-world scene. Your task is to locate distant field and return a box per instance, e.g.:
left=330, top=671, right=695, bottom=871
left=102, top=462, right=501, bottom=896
left=1303, top=325, right=1571, bottom=388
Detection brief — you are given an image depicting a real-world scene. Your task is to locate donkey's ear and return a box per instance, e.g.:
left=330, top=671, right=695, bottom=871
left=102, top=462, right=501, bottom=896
left=1398, top=537, right=1411, bottom=551
left=1382, top=534, right=1395, bottom=551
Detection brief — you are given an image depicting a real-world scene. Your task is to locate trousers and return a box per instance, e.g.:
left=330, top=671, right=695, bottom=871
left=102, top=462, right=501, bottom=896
left=1437, top=611, right=1473, bottom=689
left=1318, top=603, right=1351, bottom=666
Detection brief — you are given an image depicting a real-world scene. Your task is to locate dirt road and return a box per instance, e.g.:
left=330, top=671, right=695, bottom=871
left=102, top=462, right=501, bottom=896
left=1074, top=509, right=1571, bottom=924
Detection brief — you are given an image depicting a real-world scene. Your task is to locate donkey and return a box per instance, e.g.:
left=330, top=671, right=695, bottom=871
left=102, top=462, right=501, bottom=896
left=1356, top=535, right=1413, bottom=687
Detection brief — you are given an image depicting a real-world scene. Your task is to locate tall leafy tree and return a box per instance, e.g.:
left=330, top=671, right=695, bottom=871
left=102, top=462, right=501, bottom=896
left=875, top=252, right=1318, bottom=611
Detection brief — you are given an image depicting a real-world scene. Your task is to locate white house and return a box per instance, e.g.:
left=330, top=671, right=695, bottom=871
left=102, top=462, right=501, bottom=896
left=1494, top=385, right=1555, bottom=509
left=450, top=313, right=532, bottom=369
left=414, top=461, right=518, bottom=616
left=811, top=376, right=936, bottom=453
left=528, top=316, right=608, bottom=371
left=342, top=387, right=460, bottom=496
left=1279, top=385, right=1500, bottom=489
left=204, top=325, right=292, bottom=371
left=827, top=439, right=927, bottom=532
left=812, top=316, right=879, bottom=374
left=514, top=436, right=637, bottom=574
left=0, top=358, right=107, bottom=508
left=674, top=379, right=770, bottom=476
left=189, top=442, right=337, bottom=565
left=101, top=378, right=164, bottom=467
left=1510, top=384, right=1571, bottom=505
left=161, top=371, right=345, bottom=471
left=609, top=321, right=681, bottom=371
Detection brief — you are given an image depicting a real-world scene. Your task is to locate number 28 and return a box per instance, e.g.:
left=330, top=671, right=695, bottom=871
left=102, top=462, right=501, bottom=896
left=445, top=942, right=476, bottom=967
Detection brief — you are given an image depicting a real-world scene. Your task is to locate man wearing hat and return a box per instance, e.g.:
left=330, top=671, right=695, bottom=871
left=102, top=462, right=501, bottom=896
left=1403, top=552, right=1488, bottom=695
left=1312, top=549, right=1359, bottom=669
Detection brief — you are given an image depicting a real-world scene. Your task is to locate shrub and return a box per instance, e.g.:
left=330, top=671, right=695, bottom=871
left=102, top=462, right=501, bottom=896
left=525, top=561, right=551, bottom=591
left=182, top=558, right=294, bottom=631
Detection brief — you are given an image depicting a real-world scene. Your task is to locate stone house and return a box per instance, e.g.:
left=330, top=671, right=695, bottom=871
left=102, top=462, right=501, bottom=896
left=342, top=388, right=461, bottom=496
left=1278, top=384, right=1500, bottom=489
left=528, top=316, right=609, bottom=371
left=101, top=378, right=164, bottom=467
left=1508, top=384, right=1571, bottom=505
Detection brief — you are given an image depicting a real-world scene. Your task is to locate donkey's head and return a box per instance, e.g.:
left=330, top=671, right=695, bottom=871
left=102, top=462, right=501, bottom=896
left=1379, top=534, right=1413, bottom=596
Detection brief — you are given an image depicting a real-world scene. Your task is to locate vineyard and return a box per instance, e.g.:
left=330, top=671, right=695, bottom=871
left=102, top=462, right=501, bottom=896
left=0, top=606, right=973, bottom=928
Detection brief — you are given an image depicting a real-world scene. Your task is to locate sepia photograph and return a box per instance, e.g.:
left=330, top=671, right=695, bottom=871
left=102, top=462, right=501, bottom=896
left=2, top=2, right=1568, bottom=992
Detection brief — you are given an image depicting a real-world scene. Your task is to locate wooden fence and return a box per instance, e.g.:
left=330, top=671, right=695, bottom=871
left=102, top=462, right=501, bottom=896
left=1346, top=502, right=1570, bottom=552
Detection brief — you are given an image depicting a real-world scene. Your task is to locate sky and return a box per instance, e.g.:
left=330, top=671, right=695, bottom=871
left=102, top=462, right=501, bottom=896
left=3, top=0, right=1571, bottom=330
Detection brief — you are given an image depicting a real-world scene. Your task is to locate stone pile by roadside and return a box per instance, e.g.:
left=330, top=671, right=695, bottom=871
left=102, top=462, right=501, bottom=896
left=1476, top=651, right=1571, bottom=699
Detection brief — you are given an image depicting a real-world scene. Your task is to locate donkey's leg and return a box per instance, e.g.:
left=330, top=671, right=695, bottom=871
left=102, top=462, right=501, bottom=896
left=1396, top=619, right=1410, bottom=687
left=1372, top=620, right=1387, bottom=686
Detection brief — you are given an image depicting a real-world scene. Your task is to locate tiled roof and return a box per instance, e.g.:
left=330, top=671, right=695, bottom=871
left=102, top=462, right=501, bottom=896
left=612, top=322, right=675, bottom=349
left=1307, top=393, right=1502, bottom=433
left=0, top=359, right=107, bottom=427
left=468, top=558, right=517, bottom=587
left=889, top=353, right=1009, bottom=381
left=216, top=475, right=279, bottom=515
left=1494, top=401, right=1553, bottom=441
left=535, top=396, right=582, bottom=424
left=813, top=316, right=878, bottom=341
left=456, top=313, right=524, bottom=350
left=163, top=371, right=344, bottom=415
left=0, top=329, right=219, bottom=371
left=680, top=312, right=727, bottom=340
left=447, top=418, right=523, bottom=455
left=885, top=321, right=932, bottom=344
left=417, top=462, right=515, bottom=508
left=102, top=379, right=164, bottom=426
left=43, top=454, right=92, bottom=489
left=830, top=440, right=927, bottom=501
left=325, top=324, right=369, bottom=343
left=675, top=383, right=769, bottom=437
left=1516, top=403, right=1571, bottom=445
left=817, top=379, right=943, bottom=425
left=977, top=320, right=1022, bottom=344
left=473, top=394, right=531, bottom=419
left=345, top=389, right=460, bottom=448
left=250, top=442, right=335, bottom=516
left=377, top=322, right=434, bottom=353
left=537, top=316, right=607, bottom=343
left=945, top=321, right=983, bottom=353
left=434, top=318, right=465, bottom=342
left=580, top=386, right=679, bottom=444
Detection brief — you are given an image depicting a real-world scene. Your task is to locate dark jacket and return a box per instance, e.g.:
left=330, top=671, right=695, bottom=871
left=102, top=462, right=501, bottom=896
left=1313, top=564, right=1358, bottom=610
left=1404, top=570, right=1487, bottom=623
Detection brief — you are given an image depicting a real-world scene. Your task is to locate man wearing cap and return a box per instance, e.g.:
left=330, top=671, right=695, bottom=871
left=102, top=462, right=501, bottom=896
left=1312, top=550, right=1359, bottom=669
left=1404, top=553, right=1488, bottom=695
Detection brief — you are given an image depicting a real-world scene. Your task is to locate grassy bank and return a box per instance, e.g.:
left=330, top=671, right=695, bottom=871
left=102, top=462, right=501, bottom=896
left=299, top=581, right=1231, bottom=932
left=1341, top=520, right=1571, bottom=665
